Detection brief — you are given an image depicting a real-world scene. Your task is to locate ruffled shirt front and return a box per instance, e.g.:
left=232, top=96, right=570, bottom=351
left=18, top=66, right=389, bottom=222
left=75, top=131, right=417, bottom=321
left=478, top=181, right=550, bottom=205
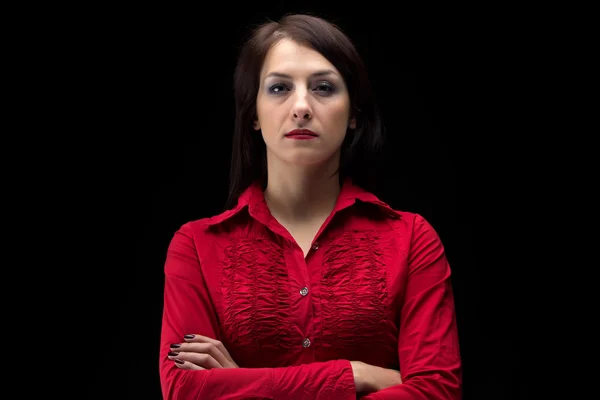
left=159, top=179, right=462, bottom=399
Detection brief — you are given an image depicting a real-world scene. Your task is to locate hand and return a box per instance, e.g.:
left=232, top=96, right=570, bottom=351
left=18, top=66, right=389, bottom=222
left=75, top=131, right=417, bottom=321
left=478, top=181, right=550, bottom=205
left=350, top=361, right=402, bottom=394
left=168, top=334, right=239, bottom=370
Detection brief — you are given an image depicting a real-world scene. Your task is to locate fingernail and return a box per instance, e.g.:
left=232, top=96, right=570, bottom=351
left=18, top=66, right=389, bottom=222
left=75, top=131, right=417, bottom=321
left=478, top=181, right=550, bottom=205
left=184, top=334, right=195, bottom=339
left=168, top=352, right=179, bottom=357
left=170, top=344, right=180, bottom=348
left=174, top=359, right=184, bottom=364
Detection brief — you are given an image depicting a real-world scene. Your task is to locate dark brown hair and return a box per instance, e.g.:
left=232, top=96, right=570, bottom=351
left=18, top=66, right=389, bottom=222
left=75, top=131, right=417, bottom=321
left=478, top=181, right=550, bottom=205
left=225, top=13, right=385, bottom=209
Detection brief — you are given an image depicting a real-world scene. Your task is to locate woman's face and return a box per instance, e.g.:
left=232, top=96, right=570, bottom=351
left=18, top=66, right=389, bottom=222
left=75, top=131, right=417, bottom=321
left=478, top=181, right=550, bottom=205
left=255, top=39, right=356, bottom=166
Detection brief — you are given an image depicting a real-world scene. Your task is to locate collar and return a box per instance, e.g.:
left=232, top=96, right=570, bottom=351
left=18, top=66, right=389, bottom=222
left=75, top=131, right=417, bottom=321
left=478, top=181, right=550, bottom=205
left=204, top=177, right=401, bottom=229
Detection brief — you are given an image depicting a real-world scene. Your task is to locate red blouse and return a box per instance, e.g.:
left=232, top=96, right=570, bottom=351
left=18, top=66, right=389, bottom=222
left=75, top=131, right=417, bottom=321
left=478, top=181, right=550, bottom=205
left=159, top=179, right=462, bottom=399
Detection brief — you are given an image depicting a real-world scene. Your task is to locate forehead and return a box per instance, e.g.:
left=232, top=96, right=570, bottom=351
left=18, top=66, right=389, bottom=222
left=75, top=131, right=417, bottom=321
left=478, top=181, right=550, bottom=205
left=260, top=39, right=338, bottom=77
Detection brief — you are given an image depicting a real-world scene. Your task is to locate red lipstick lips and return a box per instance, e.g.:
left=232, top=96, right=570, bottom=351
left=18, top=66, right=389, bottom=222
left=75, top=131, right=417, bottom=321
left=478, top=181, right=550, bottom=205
left=285, top=129, right=319, bottom=140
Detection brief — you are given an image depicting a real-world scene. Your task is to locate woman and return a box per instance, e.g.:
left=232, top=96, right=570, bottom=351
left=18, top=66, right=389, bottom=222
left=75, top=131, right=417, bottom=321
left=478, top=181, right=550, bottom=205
left=159, top=13, right=462, bottom=399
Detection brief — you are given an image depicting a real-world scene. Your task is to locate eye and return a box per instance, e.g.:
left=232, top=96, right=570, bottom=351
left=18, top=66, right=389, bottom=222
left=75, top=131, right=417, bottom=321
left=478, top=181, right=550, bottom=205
left=268, top=83, right=289, bottom=95
left=314, top=82, right=334, bottom=94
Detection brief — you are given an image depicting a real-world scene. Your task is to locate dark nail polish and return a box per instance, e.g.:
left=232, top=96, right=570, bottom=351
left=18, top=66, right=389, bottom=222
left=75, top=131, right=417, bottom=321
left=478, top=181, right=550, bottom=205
left=170, top=343, right=180, bottom=348
left=184, top=334, right=195, bottom=339
left=168, top=352, right=179, bottom=357
left=174, top=359, right=184, bottom=364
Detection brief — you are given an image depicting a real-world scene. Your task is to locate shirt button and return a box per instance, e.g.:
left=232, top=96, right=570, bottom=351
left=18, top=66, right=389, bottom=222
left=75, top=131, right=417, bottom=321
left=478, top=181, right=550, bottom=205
left=302, top=338, right=311, bottom=348
left=311, top=243, right=319, bottom=250
left=300, top=287, right=309, bottom=296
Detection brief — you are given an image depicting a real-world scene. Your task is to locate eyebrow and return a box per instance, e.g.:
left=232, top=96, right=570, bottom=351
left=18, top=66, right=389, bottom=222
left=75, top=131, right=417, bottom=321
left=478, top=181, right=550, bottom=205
left=264, top=69, right=339, bottom=80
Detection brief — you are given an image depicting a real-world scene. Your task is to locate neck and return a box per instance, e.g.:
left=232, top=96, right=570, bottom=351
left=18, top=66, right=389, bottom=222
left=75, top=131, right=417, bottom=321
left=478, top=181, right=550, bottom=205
left=263, top=152, right=342, bottom=224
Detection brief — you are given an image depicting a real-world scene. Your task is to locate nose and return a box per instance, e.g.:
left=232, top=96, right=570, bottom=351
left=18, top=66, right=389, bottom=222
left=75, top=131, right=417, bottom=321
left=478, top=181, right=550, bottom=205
left=291, top=91, right=312, bottom=121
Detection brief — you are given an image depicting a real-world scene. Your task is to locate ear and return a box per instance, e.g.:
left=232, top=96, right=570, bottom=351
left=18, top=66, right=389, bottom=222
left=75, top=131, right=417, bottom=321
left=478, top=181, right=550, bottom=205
left=253, top=120, right=261, bottom=130
left=348, top=117, right=356, bottom=129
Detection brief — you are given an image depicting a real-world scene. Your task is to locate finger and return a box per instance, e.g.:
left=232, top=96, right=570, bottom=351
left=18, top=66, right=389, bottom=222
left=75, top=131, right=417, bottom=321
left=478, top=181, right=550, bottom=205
left=183, top=334, right=237, bottom=366
left=169, top=350, right=221, bottom=369
left=173, top=352, right=223, bottom=369
left=178, top=342, right=233, bottom=369
left=172, top=358, right=204, bottom=370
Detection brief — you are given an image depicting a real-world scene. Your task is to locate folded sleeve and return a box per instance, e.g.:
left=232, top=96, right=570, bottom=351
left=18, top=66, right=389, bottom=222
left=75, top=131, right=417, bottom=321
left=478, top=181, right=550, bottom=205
left=159, top=222, right=356, bottom=400
left=362, top=214, right=462, bottom=399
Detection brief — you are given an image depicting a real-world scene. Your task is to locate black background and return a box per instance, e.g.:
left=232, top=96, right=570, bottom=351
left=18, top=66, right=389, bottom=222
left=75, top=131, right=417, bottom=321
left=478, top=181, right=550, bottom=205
left=61, top=3, right=548, bottom=399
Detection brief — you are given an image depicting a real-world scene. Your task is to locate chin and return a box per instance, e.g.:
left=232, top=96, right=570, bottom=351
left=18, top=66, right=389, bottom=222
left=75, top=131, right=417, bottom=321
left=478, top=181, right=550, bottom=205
left=267, top=146, right=340, bottom=167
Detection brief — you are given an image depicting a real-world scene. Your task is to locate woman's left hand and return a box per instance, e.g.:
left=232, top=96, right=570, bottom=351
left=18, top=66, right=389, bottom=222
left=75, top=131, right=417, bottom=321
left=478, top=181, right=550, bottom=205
left=168, top=334, right=239, bottom=370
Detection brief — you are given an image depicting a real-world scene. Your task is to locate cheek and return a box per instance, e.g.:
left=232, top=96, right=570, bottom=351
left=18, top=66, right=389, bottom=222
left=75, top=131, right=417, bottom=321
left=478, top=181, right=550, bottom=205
left=256, top=98, right=281, bottom=126
left=324, top=102, right=351, bottom=128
